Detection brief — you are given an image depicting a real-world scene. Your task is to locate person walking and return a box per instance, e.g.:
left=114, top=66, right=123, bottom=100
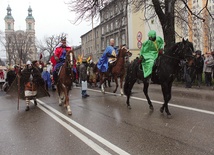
left=79, top=58, right=89, bottom=98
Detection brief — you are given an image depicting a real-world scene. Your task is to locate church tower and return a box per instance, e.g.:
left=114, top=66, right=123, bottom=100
left=26, top=6, right=35, bottom=33
left=4, top=5, right=14, bottom=37
left=4, top=5, right=15, bottom=65
left=25, top=6, right=37, bottom=60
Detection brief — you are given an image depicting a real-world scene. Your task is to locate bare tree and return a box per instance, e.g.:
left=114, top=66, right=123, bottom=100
left=36, top=33, right=67, bottom=61
left=1, top=31, right=35, bottom=65
left=67, top=0, right=213, bottom=51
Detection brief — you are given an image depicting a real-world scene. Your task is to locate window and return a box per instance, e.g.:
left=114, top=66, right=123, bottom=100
left=115, top=5, right=118, bottom=14
left=121, top=34, right=125, bottom=45
left=28, top=23, right=32, bottom=30
left=122, top=17, right=126, bottom=26
left=115, top=35, right=119, bottom=46
left=106, top=38, right=109, bottom=46
left=102, top=40, right=105, bottom=49
left=102, top=27, right=105, bottom=34
left=110, top=8, right=114, bottom=17
left=8, top=23, right=11, bottom=30
left=106, top=25, right=109, bottom=32
left=115, top=20, right=118, bottom=29
left=111, top=22, right=114, bottom=31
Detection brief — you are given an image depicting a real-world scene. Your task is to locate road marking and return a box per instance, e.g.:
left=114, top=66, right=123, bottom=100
left=37, top=104, right=111, bottom=155
left=36, top=99, right=131, bottom=155
left=85, top=88, right=214, bottom=116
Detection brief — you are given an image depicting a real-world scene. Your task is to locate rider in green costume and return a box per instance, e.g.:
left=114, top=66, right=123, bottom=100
left=140, top=30, right=164, bottom=78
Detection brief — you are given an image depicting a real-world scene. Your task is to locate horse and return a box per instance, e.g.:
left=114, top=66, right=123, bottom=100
left=123, top=39, right=194, bottom=116
left=56, top=49, right=75, bottom=115
left=98, top=46, right=132, bottom=95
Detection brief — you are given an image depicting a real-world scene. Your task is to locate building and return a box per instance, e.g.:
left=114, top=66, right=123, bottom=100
left=100, top=0, right=128, bottom=52
left=4, top=5, right=37, bottom=65
left=127, top=2, right=164, bottom=60
left=186, top=0, right=214, bottom=53
left=79, top=0, right=164, bottom=61
left=81, top=25, right=101, bottom=62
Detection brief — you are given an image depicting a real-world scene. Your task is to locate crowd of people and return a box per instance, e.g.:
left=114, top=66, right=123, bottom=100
left=1, top=34, right=213, bottom=97
left=178, top=50, right=214, bottom=88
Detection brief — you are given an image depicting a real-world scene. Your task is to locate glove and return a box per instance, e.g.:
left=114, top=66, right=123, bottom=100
left=158, top=49, right=163, bottom=55
left=54, top=56, right=59, bottom=62
left=106, top=53, right=116, bottom=58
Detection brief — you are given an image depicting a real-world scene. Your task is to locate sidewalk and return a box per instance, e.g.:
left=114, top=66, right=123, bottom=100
left=146, top=82, right=214, bottom=100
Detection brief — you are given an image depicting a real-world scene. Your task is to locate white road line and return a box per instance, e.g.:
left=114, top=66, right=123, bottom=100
left=36, top=99, right=131, bottom=155
left=85, top=88, right=214, bottom=116
left=36, top=104, right=112, bottom=155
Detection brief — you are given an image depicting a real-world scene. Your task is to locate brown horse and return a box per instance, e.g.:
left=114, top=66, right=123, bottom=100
left=98, top=46, right=132, bottom=95
left=56, top=50, right=75, bottom=115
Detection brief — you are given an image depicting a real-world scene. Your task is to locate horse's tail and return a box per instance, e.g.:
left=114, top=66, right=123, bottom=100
left=123, top=61, right=138, bottom=96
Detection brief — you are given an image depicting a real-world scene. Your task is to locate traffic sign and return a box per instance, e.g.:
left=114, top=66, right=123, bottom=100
left=137, top=31, right=142, bottom=41
left=137, top=41, right=142, bottom=49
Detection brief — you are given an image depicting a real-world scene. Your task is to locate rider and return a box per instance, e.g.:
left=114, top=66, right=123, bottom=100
left=140, top=30, right=164, bottom=78
left=51, top=37, right=72, bottom=84
left=97, top=38, right=118, bottom=73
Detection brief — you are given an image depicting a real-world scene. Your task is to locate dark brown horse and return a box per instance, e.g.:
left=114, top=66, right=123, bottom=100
left=98, top=46, right=132, bottom=95
left=57, top=50, right=75, bottom=115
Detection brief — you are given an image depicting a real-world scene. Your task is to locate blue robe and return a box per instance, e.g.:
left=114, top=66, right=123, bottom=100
left=97, top=46, right=117, bottom=72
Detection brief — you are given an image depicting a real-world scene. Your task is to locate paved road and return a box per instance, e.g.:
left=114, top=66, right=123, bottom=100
left=0, top=83, right=214, bottom=155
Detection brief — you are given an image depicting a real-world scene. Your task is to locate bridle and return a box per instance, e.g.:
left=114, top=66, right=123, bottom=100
left=163, top=42, right=193, bottom=62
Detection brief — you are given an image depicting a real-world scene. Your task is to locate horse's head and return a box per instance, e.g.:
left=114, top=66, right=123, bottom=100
left=66, top=50, right=74, bottom=67
left=118, top=46, right=132, bottom=58
left=168, top=39, right=194, bottom=65
left=179, top=39, right=194, bottom=65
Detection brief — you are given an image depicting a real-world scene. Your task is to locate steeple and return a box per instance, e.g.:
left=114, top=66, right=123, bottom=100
left=4, top=5, right=14, bottom=20
left=26, top=6, right=35, bottom=31
left=26, top=6, right=35, bottom=21
left=4, top=5, right=14, bottom=31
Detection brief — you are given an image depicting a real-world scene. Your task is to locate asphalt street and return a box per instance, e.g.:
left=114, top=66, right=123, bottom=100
left=0, top=83, right=214, bottom=155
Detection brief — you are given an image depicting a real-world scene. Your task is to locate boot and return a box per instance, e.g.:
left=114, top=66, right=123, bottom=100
left=53, top=70, right=58, bottom=84
left=108, top=80, right=111, bottom=87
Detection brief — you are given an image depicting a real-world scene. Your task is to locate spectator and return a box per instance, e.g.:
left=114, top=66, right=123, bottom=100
left=42, top=67, right=51, bottom=90
left=204, top=51, right=214, bottom=86
left=195, top=50, right=204, bottom=88
left=79, top=58, right=89, bottom=98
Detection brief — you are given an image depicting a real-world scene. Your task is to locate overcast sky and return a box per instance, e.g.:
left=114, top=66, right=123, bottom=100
left=0, top=0, right=98, bottom=47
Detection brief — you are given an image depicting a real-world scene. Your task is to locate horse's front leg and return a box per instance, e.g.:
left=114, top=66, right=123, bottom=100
left=65, top=87, right=72, bottom=115
left=57, top=84, right=63, bottom=106
left=100, top=73, right=105, bottom=93
left=113, top=75, right=118, bottom=93
left=143, top=81, right=154, bottom=110
left=161, top=82, right=172, bottom=116
left=119, top=75, right=124, bottom=95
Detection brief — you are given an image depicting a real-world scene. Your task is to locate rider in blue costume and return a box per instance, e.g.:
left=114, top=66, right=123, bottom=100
left=97, top=38, right=118, bottom=73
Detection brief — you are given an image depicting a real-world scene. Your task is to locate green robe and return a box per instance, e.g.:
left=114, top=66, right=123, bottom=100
left=140, top=36, right=164, bottom=78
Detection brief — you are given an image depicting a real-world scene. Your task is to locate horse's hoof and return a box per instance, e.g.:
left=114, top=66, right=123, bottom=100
left=127, top=105, right=132, bottom=109
left=167, top=114, right=172, bottom=119
left=59, top=103, right=62, bottom=106
left=25, top=106, right=30, bottom=111
left=160, top=107, right=164, bottom=113
left=68, top=111, right=72, bottom=115
left=34, top=101, right=37, bottom=106
left=149, top=106, right=154, bottom=111
left=67, top=106, right=72, bottom=115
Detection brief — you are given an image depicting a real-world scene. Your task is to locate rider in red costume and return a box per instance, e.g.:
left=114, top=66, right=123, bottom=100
left=51, top=37, right=78, bottom=84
